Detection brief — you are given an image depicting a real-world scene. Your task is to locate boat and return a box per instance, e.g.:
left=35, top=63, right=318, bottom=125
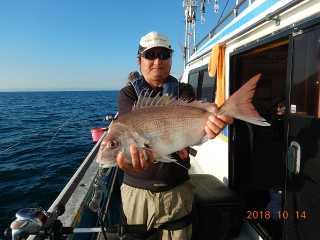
left=180, top=0, right=320, bottom=239
left=6, top=0, right=320, bottom=239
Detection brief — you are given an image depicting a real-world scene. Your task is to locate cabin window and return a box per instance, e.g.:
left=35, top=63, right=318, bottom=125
left=290, top=28, right=320, bottom=118
left=200, top=70, right=215, bottom=102
left=188, top=72, right=199, bottom=99
left=188, top=67, right=216, bottom=102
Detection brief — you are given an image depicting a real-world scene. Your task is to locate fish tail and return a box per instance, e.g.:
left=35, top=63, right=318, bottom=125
left=218, top=74, right=270, bottom=126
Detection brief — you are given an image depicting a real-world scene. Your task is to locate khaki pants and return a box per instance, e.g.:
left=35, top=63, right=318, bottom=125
left=121, top=181, right=194, bottom=240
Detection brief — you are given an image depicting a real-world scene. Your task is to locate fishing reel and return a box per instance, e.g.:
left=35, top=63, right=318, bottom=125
left=4, top=204, right=65, bottom=240
left=3, top=204, right=147, bottom=240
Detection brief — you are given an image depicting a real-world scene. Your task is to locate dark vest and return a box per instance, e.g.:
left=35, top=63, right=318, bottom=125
left=130, top=75, right=179, bottom=98
left=122, top=75, right=190, bottom=192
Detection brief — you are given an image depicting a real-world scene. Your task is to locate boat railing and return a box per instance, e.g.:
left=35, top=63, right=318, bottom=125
left=187, top=0, right=304, bottom=63
left=192, top=0, right=251, bottom=54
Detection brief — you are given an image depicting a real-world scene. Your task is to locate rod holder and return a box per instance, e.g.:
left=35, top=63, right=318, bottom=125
left=265, top=14, right=280, bottom=26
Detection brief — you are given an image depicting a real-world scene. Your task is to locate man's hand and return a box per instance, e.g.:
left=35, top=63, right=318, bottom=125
left=178, top=148, right=189, bottom=159
left=205, top=103, right=233, bottom=139
left=116, top=145, right=155, bottom=173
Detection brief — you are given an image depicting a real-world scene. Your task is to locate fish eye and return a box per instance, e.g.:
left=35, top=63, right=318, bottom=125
left=109, top=139, right=118, bottom=149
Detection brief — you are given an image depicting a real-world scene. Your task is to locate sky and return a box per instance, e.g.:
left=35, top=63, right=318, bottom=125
left=0, top=0, right=237, bottom=91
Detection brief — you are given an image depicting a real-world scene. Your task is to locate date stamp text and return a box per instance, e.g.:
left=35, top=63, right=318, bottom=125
left=247, top=211, right=306, bottom=219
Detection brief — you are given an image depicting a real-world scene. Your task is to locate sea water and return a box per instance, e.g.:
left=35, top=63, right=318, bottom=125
left=0, top=91, right=119, bottom=230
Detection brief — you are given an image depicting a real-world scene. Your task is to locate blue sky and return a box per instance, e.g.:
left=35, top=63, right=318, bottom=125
left=0, top=0, right=236, bottom=91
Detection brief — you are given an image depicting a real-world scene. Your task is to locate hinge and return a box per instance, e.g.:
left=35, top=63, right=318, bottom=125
left=292, top=30, right=303, bottom=37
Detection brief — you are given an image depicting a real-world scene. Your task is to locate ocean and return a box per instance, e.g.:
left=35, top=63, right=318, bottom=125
left=0, top=91, right=119, bottom=231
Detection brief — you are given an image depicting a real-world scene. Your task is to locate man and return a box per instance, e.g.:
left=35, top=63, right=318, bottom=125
left=116, top=31, right=233, bottom=240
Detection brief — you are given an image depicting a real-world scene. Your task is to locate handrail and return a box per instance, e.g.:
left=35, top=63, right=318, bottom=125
left=187, top=0, right=306, bottom=65
left=194, top=0, right=247, bottom=52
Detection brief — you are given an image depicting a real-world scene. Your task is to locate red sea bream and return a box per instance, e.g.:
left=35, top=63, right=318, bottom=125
left=96, top=74, right=269, bottom=168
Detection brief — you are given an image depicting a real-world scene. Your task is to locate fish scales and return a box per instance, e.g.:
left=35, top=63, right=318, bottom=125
left=96, top=74, right=270, bottom=168
left=120, top=105, right=210, bottom=155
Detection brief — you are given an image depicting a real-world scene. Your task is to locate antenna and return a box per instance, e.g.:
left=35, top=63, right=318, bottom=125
left=182, top=0, right=216, bottom=65
left=183, top=0, right=198, bottom=65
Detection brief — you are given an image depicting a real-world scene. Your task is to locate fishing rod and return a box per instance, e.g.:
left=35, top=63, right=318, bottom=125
left=47, top=99, right=117, bottom=148
left=0, top=116, right=116, bottom=156
left=0, top=99, right=118, bottom=156
left=1, top=204, right=147, bottom=240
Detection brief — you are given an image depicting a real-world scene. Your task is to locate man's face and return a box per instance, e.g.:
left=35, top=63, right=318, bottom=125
left=138, top=47, right=171, bottom=86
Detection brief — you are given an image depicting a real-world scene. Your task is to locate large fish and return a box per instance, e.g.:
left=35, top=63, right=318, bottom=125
left=96, top=74, right=269, bottom=168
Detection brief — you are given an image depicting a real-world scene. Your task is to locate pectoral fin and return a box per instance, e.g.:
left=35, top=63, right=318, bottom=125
left=142, top=147, right=189, bottom=170
left=156, top=156, right=177, bottom=163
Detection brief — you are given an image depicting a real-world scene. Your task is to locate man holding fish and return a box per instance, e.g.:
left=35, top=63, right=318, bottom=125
left=109, top=31, right=233, bottom=239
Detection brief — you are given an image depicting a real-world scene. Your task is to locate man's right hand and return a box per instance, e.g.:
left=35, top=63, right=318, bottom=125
left=116, top=145, right=155, bottom=173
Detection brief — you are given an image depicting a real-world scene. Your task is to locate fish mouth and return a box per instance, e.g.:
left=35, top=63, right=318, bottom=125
left=96, top=155, right=118, bottom=168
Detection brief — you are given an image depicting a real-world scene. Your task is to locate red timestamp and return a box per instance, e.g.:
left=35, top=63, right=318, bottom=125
left=247, top=211, right=306, bottom=219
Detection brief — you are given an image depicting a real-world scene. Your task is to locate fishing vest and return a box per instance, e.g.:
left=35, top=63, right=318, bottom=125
left=130, top=75, right=180, bottom=98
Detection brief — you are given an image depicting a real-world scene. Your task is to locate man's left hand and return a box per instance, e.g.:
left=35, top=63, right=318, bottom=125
left=205, top=103, right=233, bottom=139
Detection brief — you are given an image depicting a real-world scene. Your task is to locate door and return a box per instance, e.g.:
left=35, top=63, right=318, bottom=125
left=284, top=25, right=320, bottom=239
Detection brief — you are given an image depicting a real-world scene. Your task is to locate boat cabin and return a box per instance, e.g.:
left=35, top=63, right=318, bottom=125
left=181, top=0, right=320, bottom=239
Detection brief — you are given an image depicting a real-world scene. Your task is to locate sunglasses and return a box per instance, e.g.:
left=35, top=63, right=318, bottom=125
left=139, top=52, right=172, bottom=60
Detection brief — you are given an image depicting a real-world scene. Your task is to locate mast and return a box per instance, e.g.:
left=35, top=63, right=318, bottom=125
left=183, top=0, right=216, bottom=66
left=183, top=0, right=198, bottom=65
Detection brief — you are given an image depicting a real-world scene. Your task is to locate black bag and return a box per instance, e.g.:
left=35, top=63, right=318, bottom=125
left=190, top=174, right=246, bottom=240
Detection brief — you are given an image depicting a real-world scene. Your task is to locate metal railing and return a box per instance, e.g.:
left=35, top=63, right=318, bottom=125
left=193, top=0, right=248, bottom=53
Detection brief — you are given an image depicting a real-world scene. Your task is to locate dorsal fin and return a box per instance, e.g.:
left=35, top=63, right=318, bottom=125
left=132, top=90, right=214, bottom=112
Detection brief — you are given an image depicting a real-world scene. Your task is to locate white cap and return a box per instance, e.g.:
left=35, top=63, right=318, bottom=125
left=138, top=31, right=174, bottom=53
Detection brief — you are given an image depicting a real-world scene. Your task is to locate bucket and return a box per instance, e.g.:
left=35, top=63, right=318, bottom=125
left=90, top=127, right=107, bottom=142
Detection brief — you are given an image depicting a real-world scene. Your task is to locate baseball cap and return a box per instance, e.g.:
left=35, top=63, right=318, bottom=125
left=138, top=31, right=174, bottom=54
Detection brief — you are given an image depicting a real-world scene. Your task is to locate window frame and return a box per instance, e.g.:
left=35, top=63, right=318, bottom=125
left=188, top=65, right=216, bottom=102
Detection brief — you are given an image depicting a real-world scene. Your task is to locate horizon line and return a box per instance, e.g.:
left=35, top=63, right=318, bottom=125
left=0, top=87, right=121, bottom=92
